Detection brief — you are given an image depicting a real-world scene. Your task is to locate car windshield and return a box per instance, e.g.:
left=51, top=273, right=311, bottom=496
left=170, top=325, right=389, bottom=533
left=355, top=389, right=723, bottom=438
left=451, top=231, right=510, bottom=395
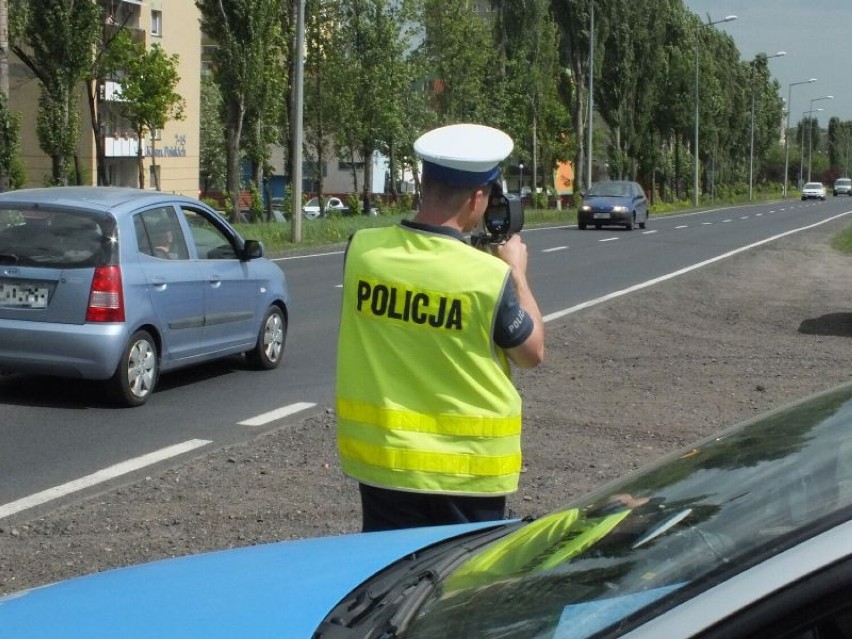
left=304, top=197, right=319, bottom=207
left=407, top=384, right=852, bottom=638
left=587, top=182, right=631, bottom=198
left=836, top=179, right=851, bottom=185
left=805, top=183, right=823, bottom=189
left=0, top=206, right=115, bottom=267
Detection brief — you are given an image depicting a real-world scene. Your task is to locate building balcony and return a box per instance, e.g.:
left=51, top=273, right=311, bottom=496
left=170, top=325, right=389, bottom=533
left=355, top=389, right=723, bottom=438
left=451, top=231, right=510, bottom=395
left=105, top=136, right=144, bottom=158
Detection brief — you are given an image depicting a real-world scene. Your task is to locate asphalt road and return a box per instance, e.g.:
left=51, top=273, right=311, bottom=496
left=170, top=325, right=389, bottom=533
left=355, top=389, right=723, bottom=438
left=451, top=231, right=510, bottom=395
left=2, top=196, right=852, bottom=522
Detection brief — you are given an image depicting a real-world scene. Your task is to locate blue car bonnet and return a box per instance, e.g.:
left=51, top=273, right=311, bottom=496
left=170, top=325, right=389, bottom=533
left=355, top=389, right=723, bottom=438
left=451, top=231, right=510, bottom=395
left=0, top=522, right=494, bottom=638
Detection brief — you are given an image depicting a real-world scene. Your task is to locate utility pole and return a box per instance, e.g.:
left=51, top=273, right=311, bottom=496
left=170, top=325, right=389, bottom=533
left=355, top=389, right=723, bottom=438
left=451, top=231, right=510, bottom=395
left=0, top=0, right=9, bottom=192
left=586, top=0, right=594, bottom=189
left=290, top=0, right=305, bottom=243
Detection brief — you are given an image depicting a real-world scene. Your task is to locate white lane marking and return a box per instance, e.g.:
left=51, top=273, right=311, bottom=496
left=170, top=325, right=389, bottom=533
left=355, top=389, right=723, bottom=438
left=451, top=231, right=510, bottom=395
left=702, top=222, right=713, bottom=225
left=642, top=230, right=658, bottom=234
left=238, top=401, right=317, bottom=427
left=542, top=246, right=568, bottom=253
left=272, top=250, right=344, bottom=262
left=0, top=439, right=212, bottom=521
left=756, top=213, right=764, bottom=217
left=599, top=237, right=619, bottom=242
left=543, top=211, right=852, bottom=324
left=740, top=216, right=749, bottom=219
left=723, top=219, right=732, bottom=223
left=675, top=225, right=688, bottom=229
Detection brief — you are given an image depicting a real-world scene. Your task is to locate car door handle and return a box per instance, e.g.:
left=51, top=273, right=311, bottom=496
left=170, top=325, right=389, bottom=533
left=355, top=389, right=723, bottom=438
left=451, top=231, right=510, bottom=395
left=209, top=276, right=222, bottom=288
left=150, top=276, right=167, bottom=290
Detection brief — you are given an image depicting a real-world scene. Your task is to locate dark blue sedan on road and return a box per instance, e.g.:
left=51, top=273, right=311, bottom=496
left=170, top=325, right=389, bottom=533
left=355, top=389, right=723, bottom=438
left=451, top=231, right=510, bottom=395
left=0, top=187, right=289, bottom=406
left=2, top=382, right=852, bottom=637
left=578, top=180, right=649, bottom=231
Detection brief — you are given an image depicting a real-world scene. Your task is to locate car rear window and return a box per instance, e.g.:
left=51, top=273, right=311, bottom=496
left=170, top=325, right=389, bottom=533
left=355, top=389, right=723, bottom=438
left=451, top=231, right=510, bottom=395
left=0, top=207, right=116, bottom=268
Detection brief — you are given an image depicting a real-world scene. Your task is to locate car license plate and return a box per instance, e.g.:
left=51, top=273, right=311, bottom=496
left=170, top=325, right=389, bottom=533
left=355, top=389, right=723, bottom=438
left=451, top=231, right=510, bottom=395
left=0, top=281, right=49, bottom=308
left=593, top=212, right=610, bottom=219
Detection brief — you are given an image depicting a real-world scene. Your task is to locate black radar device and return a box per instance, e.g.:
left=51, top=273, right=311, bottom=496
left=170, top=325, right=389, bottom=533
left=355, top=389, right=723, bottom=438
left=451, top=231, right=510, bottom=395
left=471, top=180, right=524, bottom=249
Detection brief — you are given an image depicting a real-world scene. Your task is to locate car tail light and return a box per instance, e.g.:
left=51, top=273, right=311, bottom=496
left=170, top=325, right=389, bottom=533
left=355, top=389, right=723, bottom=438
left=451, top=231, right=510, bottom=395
left=86, top=265, right=125, bottom=322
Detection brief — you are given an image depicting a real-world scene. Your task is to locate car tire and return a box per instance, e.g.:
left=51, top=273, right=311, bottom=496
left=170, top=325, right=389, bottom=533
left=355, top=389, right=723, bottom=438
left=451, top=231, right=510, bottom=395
left=578, top=221, right=587, bottom=230
left=625, top=215, right=634, bottom=231
left=108, top=329, right=158, bottom=407
left=594, top=224, right=602, bottom=230
left=247, top=305, right=287, bottom=370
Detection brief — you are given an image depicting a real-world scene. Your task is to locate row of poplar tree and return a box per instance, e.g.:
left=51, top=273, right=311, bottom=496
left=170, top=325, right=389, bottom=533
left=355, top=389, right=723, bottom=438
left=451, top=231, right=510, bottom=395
left=2, top=0, right=851, bottom=214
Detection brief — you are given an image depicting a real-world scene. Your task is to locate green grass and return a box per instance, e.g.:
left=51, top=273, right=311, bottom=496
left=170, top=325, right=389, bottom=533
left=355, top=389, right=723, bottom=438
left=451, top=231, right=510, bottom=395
left=234, top=208, right=575, bottom=255
left=831, top=225, right=852, bottom=254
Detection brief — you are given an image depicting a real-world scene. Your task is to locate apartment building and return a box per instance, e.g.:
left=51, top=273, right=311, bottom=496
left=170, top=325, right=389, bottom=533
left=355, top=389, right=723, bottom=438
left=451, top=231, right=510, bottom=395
left=9, top=0, right=201, bottom=196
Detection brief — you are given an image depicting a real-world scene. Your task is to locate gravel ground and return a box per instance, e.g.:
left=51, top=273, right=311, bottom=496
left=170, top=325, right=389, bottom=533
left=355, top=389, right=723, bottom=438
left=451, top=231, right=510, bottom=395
left=3, top=216, right=852, bottom=596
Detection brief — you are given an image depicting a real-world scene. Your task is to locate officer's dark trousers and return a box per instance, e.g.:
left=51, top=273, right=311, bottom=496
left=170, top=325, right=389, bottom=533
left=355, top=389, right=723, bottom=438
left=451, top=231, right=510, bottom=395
left=359, top=483, right=506, bottom=532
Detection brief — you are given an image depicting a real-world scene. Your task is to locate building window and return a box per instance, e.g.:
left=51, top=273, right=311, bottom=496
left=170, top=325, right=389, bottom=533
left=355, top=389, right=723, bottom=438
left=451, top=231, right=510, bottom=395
left=151, top=10, right=162, bottom=37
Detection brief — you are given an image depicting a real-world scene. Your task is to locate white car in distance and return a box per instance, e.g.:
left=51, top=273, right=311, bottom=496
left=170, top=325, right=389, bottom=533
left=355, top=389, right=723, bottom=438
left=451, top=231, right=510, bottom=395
left=801, top=182, right=827, bottom=201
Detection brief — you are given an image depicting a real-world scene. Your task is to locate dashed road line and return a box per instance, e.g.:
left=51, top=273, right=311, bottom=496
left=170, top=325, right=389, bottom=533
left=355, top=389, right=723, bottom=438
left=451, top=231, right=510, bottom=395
left=0, top=439, right=212, bottom=521
left=238, top=401, right=318, bottom=427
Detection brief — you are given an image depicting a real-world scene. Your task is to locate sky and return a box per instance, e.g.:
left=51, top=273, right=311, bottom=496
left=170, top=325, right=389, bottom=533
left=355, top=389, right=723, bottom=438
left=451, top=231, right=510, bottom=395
left=683, top=0, right=852, bottom=125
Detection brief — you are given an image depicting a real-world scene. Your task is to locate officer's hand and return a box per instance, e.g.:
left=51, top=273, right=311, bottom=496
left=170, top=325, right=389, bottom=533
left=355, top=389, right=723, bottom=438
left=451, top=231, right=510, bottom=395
left=494, top=234, right=528, bottom=275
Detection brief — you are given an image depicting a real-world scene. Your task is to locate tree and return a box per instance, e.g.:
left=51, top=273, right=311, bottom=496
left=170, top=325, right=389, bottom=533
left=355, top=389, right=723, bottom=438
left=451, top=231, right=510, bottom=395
left=199, top=74, right=227, bottom=195
left=551, top=0, right=594, bottom=191
left=11, top=0, right=101, bottom=185
left=0, top=93, right=21, bottom=189
left=828, top=117, right=852, bottom=176
left=303, top=0, right=341, bottom=207
left=420, top=0, right=495, bottom=123
left=197, top=0, right=285, bottom=219
left=111, top=34, right=185, bottom=190
left=0, top=0, right=8, bottom=190
left=492, top=0, right=568, bottom=194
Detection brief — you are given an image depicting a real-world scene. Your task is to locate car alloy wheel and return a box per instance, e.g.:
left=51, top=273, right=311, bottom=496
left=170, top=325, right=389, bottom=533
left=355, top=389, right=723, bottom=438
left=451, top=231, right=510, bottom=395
left=248, top=306, right=286, bottom=370
left=109, top=330, right=158, bottom=407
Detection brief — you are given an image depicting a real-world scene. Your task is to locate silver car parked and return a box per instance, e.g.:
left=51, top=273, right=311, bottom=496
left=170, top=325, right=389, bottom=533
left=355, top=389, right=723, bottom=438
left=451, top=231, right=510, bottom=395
left=0, top=187, right=289, bottom=406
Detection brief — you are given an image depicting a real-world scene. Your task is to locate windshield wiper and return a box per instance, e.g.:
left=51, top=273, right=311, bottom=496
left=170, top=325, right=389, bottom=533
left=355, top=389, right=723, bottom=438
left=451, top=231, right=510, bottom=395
left=313, top=522, right=519, bottom=638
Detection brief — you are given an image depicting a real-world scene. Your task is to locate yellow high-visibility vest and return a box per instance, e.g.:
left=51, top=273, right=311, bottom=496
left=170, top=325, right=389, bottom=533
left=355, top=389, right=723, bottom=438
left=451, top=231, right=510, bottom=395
left=336, top=224, right=523, bottom=495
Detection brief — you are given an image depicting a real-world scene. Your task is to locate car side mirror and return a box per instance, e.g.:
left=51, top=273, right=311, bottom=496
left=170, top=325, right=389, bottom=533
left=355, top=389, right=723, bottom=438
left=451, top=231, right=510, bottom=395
left=242, top=239, right=264, bottom=260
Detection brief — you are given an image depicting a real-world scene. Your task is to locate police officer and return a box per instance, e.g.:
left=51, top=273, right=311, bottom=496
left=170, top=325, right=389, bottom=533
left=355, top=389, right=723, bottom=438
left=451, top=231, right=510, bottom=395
left=336, top=123, right=545, bottom=532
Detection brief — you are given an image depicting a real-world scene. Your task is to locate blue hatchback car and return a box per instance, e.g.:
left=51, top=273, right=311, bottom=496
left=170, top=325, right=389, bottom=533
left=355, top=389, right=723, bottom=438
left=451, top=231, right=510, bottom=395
left=578, top=180, right=649, bottom=231
left=0, top=187, right=289, bottom=406
left=2, top=383, right=852, bottom=637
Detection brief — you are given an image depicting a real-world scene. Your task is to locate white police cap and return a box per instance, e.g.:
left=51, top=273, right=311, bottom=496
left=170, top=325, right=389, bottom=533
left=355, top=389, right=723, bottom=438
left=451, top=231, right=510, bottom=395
left=415, top=123, right=513, bottom=187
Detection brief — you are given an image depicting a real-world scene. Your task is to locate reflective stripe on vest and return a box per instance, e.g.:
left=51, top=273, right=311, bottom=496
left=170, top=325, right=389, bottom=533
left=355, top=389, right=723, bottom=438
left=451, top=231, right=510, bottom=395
left=336, top=225, right=522, bottom=496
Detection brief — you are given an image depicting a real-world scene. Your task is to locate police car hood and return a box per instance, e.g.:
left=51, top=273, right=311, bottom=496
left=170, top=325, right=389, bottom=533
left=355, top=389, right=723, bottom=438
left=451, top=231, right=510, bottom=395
left=0, top=522, right=495, bottom=638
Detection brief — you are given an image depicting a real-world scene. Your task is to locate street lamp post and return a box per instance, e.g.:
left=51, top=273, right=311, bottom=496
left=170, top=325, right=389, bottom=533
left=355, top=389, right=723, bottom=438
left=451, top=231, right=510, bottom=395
left=694, top=15, right=737, bottom=208
left=808, top=95, right=833, bottom=182
left=519, top=163, right=524, bottom=195
left=783, top=78, right=817, bottom=198
left=799, top=108, right=823, bottom=189
left=587, top=0, right=594, bottom=190
left=749, top=51, right=785, bottom=201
